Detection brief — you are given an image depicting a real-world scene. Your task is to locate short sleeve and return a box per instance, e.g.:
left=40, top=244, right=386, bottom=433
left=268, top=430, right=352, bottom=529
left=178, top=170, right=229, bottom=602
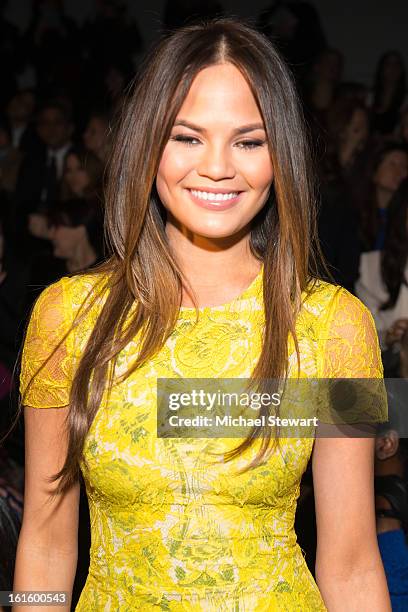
left=317, top=287, right=387, bottom=426
left=20, top=277, right=73, bottom=408
left=319, top=288, right=383, bottom=379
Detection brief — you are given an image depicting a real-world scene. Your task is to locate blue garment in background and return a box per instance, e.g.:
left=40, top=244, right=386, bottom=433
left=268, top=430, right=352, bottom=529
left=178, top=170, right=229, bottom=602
left=378, top=529, right=408, bottom=611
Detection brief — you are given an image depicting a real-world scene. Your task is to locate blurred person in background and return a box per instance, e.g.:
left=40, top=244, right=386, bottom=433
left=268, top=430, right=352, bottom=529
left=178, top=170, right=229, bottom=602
left=396, top=106, right=408, bottom=147
left=23, top=0, right=80, bottom=100
left=375, top=383, right=408, bottom=611
left=358, top=142, right=408, bottom=251
left=356, top=178, right=408, bottom=374
left=47, top=197, right=104, bottom=274
left=257, top=1, right=327, bottom=82
left=302, top=47, right=343, bottom=123
left=0, top=120, right=23, bottom=202
left=5, top=90, right=39, bottom=154
left=12, top=99, right=74, bottom=254
left=370, top=51, right=407, bottom=139
left=60, top=147, right=103, bottom=201
left=83, top=111, right=111, bottom=163
left=325, top=97, right=370, bottom=193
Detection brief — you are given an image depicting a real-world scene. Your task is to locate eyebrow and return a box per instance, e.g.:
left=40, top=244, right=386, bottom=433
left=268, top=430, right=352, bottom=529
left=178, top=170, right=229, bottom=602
left=173, top=119, right=266, bottom=135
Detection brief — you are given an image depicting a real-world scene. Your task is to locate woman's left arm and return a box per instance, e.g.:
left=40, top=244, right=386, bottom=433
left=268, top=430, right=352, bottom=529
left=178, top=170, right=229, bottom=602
left=313, top=436, right=391, bottom=611
left=313, top=288, right=391, bottom=611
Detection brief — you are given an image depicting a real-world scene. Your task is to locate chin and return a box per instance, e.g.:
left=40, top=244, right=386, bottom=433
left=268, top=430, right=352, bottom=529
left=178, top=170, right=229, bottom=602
left=180, top=217, right=249, bottom=237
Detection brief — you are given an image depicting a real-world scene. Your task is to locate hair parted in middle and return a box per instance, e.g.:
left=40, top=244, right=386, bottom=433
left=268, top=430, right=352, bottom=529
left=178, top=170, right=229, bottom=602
left=22, top=17, right=321, bottom=495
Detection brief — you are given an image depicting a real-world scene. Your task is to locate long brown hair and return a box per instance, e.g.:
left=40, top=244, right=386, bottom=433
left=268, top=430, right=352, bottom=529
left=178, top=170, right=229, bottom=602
left=21, top=18, right=319, bottom=495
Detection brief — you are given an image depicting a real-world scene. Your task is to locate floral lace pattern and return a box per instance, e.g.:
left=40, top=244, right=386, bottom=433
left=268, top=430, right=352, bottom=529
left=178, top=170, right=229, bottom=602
left=20, top=269, right=383, bottom=611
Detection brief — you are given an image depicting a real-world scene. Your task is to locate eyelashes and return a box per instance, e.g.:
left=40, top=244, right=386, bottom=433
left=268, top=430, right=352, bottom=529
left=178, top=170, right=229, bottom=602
left=170, top=135, right=266, bottom=150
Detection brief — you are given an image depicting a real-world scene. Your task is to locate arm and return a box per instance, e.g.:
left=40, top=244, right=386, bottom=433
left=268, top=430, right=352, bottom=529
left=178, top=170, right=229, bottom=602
left=13, top=405, right=79, bottom=612
left=313, top=289, right=391, bottom=610
left=313, top=436, right=390, bottom=611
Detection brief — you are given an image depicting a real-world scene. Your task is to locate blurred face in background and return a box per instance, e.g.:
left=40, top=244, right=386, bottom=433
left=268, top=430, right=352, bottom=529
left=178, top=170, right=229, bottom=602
left=37, top=107, right=73, bottom=150
left=83, top=117, right=108, bottom=158
left=63, top=153, right=90, bottom=196
left=342, top=108, right=369, bottom=148
left=156, top=63, right=274, bottom=243
left=7, top=91, right=35, bottom=125
left=374, top=150, right=408, bottom=193
left=49, top=222, right=85, bottom=259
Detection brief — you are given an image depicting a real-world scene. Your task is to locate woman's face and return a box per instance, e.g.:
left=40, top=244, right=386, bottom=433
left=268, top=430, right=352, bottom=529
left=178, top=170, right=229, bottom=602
left=83, top=117, right=107, bottom=155
left=64, top=153, right=90, bottom=196
left=49, top=224, right=83, bottom=259
left=156, top=63, right=274, bottom=244
left=374, top=150, right=408, bottom=193
left=343, top=108, right=369, bottom=147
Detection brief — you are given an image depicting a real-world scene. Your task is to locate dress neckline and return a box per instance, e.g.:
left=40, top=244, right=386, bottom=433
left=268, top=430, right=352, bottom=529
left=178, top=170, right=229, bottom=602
left=179, top=263, right=264, bottom=313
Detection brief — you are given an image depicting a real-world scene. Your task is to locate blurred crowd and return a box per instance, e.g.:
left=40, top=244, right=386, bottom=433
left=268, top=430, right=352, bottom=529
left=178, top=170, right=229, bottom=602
left=1, top=0, right=408, bottom=609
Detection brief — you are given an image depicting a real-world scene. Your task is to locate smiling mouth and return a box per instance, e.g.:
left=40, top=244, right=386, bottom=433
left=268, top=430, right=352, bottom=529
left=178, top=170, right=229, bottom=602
left=188, top=188, right=241, bottom=201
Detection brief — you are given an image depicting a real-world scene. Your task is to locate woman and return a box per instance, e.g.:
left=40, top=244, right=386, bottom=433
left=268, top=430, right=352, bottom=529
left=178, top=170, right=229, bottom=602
left=357, top=179, right=408, bottom=361
left=60, top=146, right=103, bottom=200
left=371, top=51, right=407, bottom=137
left=325, top=97, right=370, bottom=186
left=358, top=142, right=408, bottom=251
left=48, top=198, right=104, bottom=273
left=83, top=112, right=111, bottom=163
left=14, top=19, right=390, bottom=610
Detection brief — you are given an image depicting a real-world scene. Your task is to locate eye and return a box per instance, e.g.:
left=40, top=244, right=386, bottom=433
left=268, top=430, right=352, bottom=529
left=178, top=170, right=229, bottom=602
left=236, top=139, right=266, bottom=150
left=170, top=135, right=201, bottom=146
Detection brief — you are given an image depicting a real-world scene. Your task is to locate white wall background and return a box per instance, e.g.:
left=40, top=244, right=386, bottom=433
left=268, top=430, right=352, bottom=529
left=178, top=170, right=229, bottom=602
left=6, top=1, right=408, bottom=85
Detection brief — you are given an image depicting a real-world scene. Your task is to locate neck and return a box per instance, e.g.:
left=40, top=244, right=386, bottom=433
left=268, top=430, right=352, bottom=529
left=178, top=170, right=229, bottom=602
left=165, top=218, right=262, bottom=306
left=66, top=241, right=97, bottom=273
left=376, top=186, right=394, bottom=210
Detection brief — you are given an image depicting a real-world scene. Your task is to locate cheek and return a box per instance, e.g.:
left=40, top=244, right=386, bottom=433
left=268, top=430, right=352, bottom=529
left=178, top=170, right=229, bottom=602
left=157, top=147, right=192, bottom=196
left=244, top=156, right=273, bottom=190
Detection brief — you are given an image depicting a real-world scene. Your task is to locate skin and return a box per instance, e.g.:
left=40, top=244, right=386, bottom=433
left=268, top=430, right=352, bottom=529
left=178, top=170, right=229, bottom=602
left=156, top=63, right=273, bottom=306
left=63, top=153, right=90, bottom=197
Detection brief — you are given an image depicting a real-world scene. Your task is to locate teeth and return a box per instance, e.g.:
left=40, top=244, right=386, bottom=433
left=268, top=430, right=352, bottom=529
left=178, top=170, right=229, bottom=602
left=190, top=189, right=239, bottom=201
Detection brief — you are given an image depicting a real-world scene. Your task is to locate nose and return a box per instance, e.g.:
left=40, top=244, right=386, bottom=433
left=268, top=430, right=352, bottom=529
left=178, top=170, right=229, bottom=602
left=196, top=143, right=235, bottom=181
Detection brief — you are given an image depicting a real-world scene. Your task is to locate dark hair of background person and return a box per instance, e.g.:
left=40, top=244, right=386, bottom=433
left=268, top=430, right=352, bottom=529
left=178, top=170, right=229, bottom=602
left=372, top=50, right=407, bottom=135
left=18, top=18, right=323, bottom=497
left=60, top=146, right=104, bottom=200
left=47, top=196, right=105, bottom=259
left=358, top=142, right=408, bottom=250
left=323, top=98, right=369, bottom=181
left=380, top=178, right=408, bottom=310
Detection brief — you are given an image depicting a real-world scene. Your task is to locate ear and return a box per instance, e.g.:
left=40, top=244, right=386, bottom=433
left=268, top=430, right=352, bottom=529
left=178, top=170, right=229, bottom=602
left=375, top=429, right=399, bottom=460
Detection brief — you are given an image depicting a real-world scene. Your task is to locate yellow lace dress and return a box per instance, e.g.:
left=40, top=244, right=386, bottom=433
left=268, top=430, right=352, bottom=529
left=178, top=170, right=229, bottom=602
left=20, top=266, right=383, bottom=611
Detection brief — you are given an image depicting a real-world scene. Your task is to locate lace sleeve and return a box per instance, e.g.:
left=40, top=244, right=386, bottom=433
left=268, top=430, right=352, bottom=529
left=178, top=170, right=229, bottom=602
left=20, top=277, right=73, bottom=408
left=319, top=288, right=383, bottom=379
left=317, top=288, right=387, bottom=426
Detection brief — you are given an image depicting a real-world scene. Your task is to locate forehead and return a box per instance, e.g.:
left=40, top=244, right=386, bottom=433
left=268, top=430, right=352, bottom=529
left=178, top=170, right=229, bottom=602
left=176, top=63, right=263, bottom=126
